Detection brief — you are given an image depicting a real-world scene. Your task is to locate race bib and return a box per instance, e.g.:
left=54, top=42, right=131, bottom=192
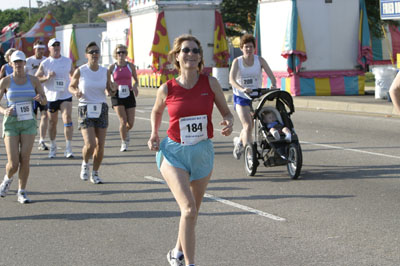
left=241, top=75, right=259, bottom=96
left=179, top=115, right=207, bottom=146
left=118, top=85, right=130, bottom=98
left=87, top=103, right=102, bottom=118
left=15, top=101, right=33, bottom=121
left=53, top=78, right=66, bottom=92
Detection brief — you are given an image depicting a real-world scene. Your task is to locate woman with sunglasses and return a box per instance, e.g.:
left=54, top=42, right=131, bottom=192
left=107, top=44, right=139, bottom=152
left=69, top=42, right=114, bottom=184
left=0, top=50, right=47, bottom=203
left=148, top=34, right=233, bottom=266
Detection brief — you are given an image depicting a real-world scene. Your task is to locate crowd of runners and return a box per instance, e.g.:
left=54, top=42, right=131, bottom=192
left=0, top=34, right=274, bottom=266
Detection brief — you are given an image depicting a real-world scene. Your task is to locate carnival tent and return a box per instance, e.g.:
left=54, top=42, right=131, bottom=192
left=15, top=11, right=60, bottom=57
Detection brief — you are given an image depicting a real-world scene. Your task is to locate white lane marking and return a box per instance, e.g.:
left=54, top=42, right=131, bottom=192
left=144, top=176, right=286, bottom=222
left=300, top=141, right=400, bottom=160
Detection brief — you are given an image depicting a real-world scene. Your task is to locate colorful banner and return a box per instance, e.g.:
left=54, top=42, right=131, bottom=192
left=357, top=0, right=372, bottom=68
left=254, top=4, right=261, bottom=56
left=69, top=28, right=79, bottom=68
left=150, top=11, right=170, bottom=71
left=213, top=10, right=229, bottom=67
left=126, top=16, right=134, bottom=63
left=281, top=0, right=307, bottom=74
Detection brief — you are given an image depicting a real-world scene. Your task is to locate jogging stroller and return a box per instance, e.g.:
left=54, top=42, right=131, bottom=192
left=243, top=88, right=302, bottom=179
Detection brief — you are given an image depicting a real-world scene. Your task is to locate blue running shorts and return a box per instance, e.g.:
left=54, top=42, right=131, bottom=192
left=156, top=137, right=214, bottom=182
left=233, top=94, right=251, bottom=110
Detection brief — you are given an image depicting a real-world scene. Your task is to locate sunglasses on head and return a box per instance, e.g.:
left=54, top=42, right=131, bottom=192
left=117, top=51, right=127, bottom=55
left=87, top=50, right=100, bottom=55
left=181, top=47, right=200, bottom=54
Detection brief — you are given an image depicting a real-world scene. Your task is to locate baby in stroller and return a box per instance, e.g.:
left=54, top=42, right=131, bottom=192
left=261, top=109, right=292, bottom=142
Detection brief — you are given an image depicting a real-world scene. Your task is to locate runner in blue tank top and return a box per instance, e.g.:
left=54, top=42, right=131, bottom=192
left=0, top=51, right=47, bottom=204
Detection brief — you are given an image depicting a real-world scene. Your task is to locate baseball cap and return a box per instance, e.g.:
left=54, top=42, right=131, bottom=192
left=10, top=50, right=26, bottom=62
left=48, top=38, right=61, bottom=47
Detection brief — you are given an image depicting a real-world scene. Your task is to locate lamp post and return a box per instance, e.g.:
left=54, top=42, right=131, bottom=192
left=28, top=0, right=31, bottom=20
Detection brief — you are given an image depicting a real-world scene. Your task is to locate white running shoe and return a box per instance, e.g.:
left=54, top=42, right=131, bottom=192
left=0, top=176, right=13, bottom=197
left=90, top=171, right=103, bottom=184
left=38, top=141, right=49, bottom=151
left=233, top=137, right=243, bottom=160
left=80, top=164, right=89, bottom=181
left=167, top=250, right=184, bottom=266
left=64, top=146, right=74, bottom=158
left=48, top=145, right=57, bottom=158
left=120, top=142, right=127, bottom=152
left=17, top=190, right=32, bottom=204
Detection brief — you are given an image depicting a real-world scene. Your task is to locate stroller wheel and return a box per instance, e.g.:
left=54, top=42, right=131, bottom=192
left=287, top=143, right=302, bottom=179
left=244, top=143, right=259, bottom=176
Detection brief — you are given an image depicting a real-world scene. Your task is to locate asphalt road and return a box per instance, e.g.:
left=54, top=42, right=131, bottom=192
left=0, top=95, right=399, bottom=266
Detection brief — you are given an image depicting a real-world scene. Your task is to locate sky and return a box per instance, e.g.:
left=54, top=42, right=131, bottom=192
left=0, top=0, right=39, bottom=11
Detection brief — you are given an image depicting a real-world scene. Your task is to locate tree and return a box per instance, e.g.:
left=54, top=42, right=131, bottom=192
left=221, top=0, right=258, bottom=37
left=365, top=0, right=398, bottom=38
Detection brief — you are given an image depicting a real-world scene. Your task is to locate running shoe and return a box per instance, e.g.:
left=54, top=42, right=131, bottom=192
left=120, top=142, right=127, bottom=152
left=38, top=141, right=49, bottom=151
left=80, top=164, right=89, bottom=181
left=64, top=147, right=74, bottom=158
left=48, top=145, right=57, bottom=158
left=90, top=171, right=103, bottom=184
left=0, top=176, right=13, bottom=197
left=167, top=250, right=184, bottom=266
left=17, top=190, right=32, bottom=204
left=233, top=137, right=243, bottom=160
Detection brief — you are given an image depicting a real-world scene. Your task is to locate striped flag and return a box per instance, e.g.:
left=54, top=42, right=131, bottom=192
left=126, top=16, right=134, bottom=63
left=69, top=27, right=79, bottom=68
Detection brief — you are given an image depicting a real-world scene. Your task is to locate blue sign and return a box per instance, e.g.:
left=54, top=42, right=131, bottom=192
left=381, top=0, right=400, bottom=20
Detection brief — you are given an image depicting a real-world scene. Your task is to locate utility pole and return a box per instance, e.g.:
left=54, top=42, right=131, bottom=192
left=29, top=0, right=31, bottom=20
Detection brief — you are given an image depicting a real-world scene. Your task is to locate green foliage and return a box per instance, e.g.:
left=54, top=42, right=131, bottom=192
left=365, top=0, right=398, bottom=38
left=221, top=0, right=258, bottom=37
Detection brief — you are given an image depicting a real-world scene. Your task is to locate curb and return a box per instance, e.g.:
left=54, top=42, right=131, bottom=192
left=138, top=87, right=400, bottom=117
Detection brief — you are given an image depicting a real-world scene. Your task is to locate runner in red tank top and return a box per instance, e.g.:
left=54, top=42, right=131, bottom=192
left=148, top=35, right=234, bottom=266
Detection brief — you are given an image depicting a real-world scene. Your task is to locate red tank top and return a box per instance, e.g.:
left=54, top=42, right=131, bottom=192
left=166, top=74, right=215, bottom=143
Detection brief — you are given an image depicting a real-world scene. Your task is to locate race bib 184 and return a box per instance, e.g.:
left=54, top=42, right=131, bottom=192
left=179, top=115, right=207, bottom=146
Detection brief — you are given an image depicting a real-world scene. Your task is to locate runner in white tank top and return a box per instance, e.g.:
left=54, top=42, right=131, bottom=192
left=229, top=34, right=277, bottom=160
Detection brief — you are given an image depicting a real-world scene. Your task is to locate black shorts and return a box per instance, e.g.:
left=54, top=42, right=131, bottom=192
left=111, top=91, right=136, bottom=109
left=33, top=101, right=48, bottom=115
left=78, top=103, right=108, bottom=129
left=48, top=97, right=73, bottom=113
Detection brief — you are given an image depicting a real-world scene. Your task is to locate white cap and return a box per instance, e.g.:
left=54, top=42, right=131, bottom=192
left=10, top=50, right=26, bottom=62
left=48, top=38, right=60, bottom=47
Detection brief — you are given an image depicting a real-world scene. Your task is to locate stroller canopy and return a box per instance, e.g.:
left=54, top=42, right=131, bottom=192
left=256, top=90, right=295, bottom=115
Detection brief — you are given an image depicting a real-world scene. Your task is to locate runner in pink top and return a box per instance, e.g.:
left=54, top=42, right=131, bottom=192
left=107, top=44, right=139, bottom=152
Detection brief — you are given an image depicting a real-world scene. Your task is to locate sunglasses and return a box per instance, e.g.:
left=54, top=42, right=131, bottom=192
left=87, top=50, right=100, bottom=55
left=117, top=51, right=127, bottom=55
left=181, top=47, right=200, bottom=54
left=52, top=43, right=60, bottom=47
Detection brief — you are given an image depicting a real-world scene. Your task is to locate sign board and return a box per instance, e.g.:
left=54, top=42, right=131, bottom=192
left=381, top=0, right=400, bottom=20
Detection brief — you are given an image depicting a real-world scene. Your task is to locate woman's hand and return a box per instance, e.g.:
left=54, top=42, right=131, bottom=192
left=75, top=90, right=83, bottom=99
left=132, top=84, right=139, bottom=97
left=220, top=119, right=233, bottom=136
left=148, top=134, right=160, bottom=151
left=108, top=82, right=117, bottom=97
left=3, top=106, right=13, bottom=116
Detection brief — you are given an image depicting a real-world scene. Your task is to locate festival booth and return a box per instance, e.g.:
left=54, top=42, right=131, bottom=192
left=257, top=0, right=372, bottom=96
left=15, top=12, right=60, bottom=57
left=0, top=22, right=19, bottom=52
left=99, top=0, right=229, bottom=88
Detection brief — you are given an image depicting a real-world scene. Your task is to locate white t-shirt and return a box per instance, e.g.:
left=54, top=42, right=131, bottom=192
left=41, top=56, right=73, bottom=102
left=25, top=55, right=46, bottom=76
left=232, top=55, right=262, bottom=99
left=78, top=64, right=107, bottom=106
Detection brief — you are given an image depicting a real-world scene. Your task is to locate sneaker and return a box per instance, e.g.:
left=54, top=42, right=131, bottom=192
left=64, top=147, right=74, bottom=158
left=48, top=145, right=57, bottom=158
left=0, top=176, right=13, bottom=197
left=167, top=250, right=184, bottom=266
left=17, top=190, right=32, bottom=204
left=90, top=171, right=103, bottom=184
left=80, top=164, right=89, bottom=181
left=284, top=133, right=292, bottom=142
left=120, top=142, right=127, bottom=152
left=272, top=131, right=281, bottom=140
left=38, top=141, right=49, bottom=151
left=233, top=137, right=243, bottom=160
